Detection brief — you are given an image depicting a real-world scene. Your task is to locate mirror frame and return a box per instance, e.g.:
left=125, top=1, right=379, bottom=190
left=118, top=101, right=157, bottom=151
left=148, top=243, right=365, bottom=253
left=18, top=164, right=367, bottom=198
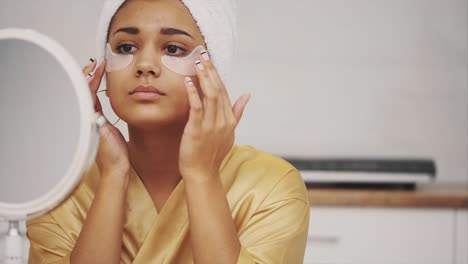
left=0, top=28, right=99, bottom=221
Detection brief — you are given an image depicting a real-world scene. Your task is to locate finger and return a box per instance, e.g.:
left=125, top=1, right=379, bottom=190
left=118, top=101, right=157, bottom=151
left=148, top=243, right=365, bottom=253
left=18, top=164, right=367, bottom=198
left=86, top=60, right=106, bottom=114
left=197, top=51, right=233, bottom=124
left=89, top=59, right=106, bottom=94
left=232, top=93, right=251, bottom=125
left=217, top=80, right=234, bottom=126
left=82, top=58, right=97, bottom=77
left=219, top=84, right=234, bottom=123
left=94, top=93, right=103, bottom=115
left=185, top=76, right=203, bottom=130
left=194, top=59, right=218, bottom=126
left=194, top=60, right=208, bottom=98
left=216, top=88, right=227, bottom=126
left=200, top=51, right=230, bottom=103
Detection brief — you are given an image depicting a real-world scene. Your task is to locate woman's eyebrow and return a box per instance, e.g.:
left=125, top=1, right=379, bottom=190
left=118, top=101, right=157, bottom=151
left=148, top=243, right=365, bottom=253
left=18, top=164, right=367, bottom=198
left=160, top=27, right=193, bottom=39
left=113, top=27, right=139, bottom=36
left=112, top=27, right=193, bottom=39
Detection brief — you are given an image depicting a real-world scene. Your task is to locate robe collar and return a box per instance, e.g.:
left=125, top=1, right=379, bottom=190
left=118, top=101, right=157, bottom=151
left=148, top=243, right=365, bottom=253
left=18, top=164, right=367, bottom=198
left=123, top=144, right=238, bottom=262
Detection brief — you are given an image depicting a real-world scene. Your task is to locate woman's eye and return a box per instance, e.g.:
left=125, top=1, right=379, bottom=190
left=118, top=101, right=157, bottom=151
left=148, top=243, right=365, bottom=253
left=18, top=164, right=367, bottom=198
left=165, top=45, right=186, bottom=56
left=116, top=43, right=136, bottom=54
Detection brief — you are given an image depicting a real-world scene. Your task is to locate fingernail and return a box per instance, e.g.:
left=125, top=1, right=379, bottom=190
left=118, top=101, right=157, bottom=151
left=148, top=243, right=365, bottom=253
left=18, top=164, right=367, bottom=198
left=87, top=58, right=95, bottom=67
left=86, top=72, right=94, bottom=80
left=185, top=76, right=193, bottom=86
left=195, top=60, right=204, bottom=70
left=200, top=50, right=209, bottom=61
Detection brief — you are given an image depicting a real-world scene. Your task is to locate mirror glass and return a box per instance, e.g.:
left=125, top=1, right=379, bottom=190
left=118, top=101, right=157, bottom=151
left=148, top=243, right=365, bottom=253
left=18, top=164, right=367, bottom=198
left=0, top=39, right=81, bottom=204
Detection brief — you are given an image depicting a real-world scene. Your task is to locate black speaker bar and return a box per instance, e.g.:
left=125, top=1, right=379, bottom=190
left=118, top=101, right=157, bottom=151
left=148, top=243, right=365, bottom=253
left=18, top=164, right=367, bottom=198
left=283, top=158, right=436, bottom=176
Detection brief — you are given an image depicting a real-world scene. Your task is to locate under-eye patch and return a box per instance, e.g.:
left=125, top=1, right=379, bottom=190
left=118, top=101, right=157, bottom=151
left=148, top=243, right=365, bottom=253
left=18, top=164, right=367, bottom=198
left=161, top=45, right=206, bottom=76
left=104, top=43, right=133, bottom=72
left=104, top=43, right=206, bottom=76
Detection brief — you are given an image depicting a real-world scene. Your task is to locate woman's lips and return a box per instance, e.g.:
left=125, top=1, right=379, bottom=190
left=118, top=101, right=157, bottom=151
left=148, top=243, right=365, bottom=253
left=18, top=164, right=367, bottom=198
left=129, top=85, right=165, bottom=100
left=130, top=91, right=163, bottom=100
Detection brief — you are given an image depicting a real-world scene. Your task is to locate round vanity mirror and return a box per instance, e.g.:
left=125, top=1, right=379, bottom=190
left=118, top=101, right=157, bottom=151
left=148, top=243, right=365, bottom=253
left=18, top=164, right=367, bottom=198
left=0, top=28, right=102, bottom=263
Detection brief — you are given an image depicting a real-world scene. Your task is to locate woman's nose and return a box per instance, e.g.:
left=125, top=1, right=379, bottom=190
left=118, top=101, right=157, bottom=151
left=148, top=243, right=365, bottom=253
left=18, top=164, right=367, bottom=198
left=136, top=67, right=159, bottom=77
left=135, top=50, right=161, bottom=77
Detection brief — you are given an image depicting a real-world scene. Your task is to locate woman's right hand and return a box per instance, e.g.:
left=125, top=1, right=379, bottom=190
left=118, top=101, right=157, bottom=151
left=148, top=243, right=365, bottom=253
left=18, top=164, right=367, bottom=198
left=82, top=58, right=131, bottom=187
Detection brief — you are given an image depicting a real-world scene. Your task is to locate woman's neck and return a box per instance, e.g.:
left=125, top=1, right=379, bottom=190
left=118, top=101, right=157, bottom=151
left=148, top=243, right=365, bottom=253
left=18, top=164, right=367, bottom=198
left=127, top=123, right=184, bottom=192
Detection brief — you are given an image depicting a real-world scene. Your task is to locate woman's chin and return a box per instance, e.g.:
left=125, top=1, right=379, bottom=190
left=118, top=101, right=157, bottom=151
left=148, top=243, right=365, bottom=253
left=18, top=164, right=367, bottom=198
left=123, top=113, right=188, bottom=130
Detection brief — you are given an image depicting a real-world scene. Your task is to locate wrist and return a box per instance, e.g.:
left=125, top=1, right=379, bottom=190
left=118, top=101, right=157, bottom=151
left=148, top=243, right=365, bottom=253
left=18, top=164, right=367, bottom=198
left=183, top=172, right=221, bottom=186
left=100, top=171, right=130, bottom=191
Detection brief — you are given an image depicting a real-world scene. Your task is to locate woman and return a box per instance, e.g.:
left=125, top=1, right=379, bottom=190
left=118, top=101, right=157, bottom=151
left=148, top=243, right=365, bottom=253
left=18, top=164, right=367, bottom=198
left=26, top=0, right=310, bottom=263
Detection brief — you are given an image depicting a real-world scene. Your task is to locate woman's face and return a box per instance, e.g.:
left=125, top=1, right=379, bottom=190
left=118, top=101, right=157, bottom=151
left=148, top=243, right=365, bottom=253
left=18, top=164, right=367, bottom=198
left=106, top=0, right=206, bottom=129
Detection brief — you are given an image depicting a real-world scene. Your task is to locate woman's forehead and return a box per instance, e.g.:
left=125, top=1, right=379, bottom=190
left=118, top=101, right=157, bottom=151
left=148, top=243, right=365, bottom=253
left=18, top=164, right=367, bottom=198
left=110, top=0, right=202, bottom=39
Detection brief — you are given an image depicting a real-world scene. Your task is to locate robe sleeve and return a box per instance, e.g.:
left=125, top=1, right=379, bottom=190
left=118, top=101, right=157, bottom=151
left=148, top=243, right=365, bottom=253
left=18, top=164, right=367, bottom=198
left=236, top=169, right=310, bottom=264
left=26, top=212, right=74, bottom=264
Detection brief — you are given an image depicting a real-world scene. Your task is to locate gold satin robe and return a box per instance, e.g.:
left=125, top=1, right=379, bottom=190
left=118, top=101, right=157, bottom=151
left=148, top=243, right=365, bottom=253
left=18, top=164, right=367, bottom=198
left=26, top=145, right=310, bottom=263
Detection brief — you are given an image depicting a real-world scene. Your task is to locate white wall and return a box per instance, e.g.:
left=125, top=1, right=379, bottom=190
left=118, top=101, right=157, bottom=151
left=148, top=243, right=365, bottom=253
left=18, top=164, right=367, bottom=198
left=1, top=0, right=466, bottom=183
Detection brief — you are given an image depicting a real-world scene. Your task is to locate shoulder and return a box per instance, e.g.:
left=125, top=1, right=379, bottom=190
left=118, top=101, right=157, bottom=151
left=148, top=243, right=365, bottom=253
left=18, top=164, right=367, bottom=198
left=227, top=144, right=294, bottom=173
left=224, top=145, right=309, bottom=205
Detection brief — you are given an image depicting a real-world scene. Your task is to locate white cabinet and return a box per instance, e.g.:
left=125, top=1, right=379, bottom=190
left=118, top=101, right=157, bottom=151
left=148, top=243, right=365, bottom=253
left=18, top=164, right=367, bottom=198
left=305, top=207, right=467, bottom=264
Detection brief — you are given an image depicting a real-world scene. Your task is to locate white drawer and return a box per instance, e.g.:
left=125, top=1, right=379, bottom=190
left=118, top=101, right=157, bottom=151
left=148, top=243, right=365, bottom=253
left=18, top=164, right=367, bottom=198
left=304, top=207, right=455, bottom=264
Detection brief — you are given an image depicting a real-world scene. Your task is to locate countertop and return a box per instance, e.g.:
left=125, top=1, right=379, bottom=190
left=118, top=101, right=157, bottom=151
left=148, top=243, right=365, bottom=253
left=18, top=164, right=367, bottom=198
left=307, top=183, right=468, bottom=208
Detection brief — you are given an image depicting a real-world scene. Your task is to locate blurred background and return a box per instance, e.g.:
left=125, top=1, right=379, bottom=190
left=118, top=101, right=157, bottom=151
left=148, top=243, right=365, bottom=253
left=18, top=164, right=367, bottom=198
left=2, top=0, right=466, bottom=183
left=0, top=0, right=467, bottom=263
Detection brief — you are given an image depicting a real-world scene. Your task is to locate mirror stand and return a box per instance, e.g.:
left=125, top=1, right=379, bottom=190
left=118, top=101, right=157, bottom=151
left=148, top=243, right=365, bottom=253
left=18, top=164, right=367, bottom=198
left=3, top=221, right=24, bottom=264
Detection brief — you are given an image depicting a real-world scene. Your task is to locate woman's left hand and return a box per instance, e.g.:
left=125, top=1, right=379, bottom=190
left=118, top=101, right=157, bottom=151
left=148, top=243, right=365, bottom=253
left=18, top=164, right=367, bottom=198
left=179, top=51, right=251, bottom=182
